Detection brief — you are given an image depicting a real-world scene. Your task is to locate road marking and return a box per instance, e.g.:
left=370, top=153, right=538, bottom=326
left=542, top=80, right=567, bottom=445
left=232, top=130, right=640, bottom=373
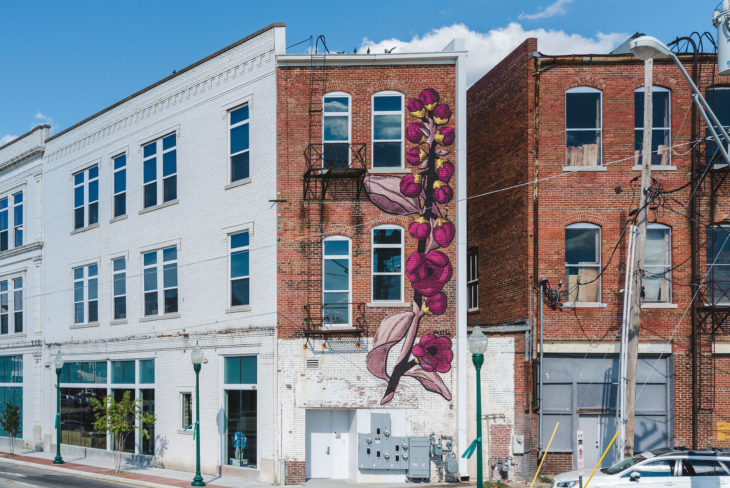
left=0, top=470, right=28, bottom=477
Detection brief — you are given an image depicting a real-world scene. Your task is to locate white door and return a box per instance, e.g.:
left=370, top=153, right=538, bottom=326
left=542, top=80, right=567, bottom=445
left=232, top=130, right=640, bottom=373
left=579, top=415, right=618, bottom=471
left=305, top=409, right=353, bottom=479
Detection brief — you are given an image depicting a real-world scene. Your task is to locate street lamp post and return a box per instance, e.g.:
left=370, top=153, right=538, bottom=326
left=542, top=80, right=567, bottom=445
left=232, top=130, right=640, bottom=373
left=469, top=325, right=488, bottom=487
left=52, top=353, right=64, bottom=465
left=191, top=345, right=205, bottom=487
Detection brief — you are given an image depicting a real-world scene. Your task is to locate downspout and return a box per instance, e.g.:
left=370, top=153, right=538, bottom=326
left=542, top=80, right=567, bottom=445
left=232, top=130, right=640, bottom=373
left=532, top=53, right=543, bottom=458
left=539, top=278, right=546, bottom=455
left=688, top=40, right=699, bottom=451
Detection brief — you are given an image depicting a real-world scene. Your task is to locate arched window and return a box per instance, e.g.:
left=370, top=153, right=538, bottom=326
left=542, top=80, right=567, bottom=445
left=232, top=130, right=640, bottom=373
left=565, top=87, right=602, bottom=167
left=371, top=225, right=403, bottom=302
left=371, top=91, right=404, bottom=169
left=645, top=223, right=671, bottom=303
left=322, top=235, right=351, bottom=327
left=565, top=223, right=601, bottom=302
left=634, top=87, right=671, bottom=166
left=705, top=86, right=730, bottom=164
left=707, top=224, right=730, bottom=304
left=322, top=92, right=351, bottom=169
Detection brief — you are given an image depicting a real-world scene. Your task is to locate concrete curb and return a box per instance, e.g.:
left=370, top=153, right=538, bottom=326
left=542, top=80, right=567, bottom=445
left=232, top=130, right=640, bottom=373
left=0, top=455, right=209, bottom=488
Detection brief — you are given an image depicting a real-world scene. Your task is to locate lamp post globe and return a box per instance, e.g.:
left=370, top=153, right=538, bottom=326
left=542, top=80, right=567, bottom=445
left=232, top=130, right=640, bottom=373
left=53, top=352, right=64, bottom=465
left=629, top=35, right=671, bottom=61
left=469, top=325, right=487, bottom=487
left=191, top=344, right=205, bottom=487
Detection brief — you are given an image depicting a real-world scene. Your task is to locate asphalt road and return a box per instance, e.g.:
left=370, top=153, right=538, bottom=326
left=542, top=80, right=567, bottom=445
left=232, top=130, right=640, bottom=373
left=0, top=462, right=133, bottom=488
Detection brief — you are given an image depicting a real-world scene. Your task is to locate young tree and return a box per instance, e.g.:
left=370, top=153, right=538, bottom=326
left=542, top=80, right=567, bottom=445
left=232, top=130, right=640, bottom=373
left=90, top=391, right=155, bottom=473
left=0, top=402, right=21, bottom=455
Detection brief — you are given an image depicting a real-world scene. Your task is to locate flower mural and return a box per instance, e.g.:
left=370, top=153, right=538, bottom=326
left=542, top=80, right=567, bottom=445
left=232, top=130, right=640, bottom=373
left=364, top=88, right=455, bottom=404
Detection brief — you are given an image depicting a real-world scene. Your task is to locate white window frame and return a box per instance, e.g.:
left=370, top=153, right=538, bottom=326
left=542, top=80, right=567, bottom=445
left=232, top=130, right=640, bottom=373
left=73, top=263, right=98, bottom=325
left=707, top=224, right=730, bottom=305
left=142, top=246, right=178, bottom=317
left=467, top=248, right=479, bottom=312
left=0, top=276, right=23, bottom=335
left=112, top=257, right=126, bottom=320
left=635, top=86, right=671, bottom=166
left=0, top=191, right=23, bottom=251
left=73, top=166, right=99, bottom=230
left=371, top=91, right=404, bottom=169
left=229, top=104, right=250, bottom=183
left=112, top=153, right=127, bottom=217
left=565, top=87, right=603, bottom=167
left=371, top=225, right=404, bottom=303
left=12, top=192, right=22, bottom=248
left=229, top=230, right=250, bottom=308
left=142, top=133, right=177, bottom=209
left=219, top=354, right=258, bottom=469
left=181, top=391, right=192, bottom=430
left=644, top=223, right=672, bottom=303
left=322, top=92, right=352, bottom=168
left=565, top=222, right=601, bottom=303
left=322, top=235, right=351, bottom=328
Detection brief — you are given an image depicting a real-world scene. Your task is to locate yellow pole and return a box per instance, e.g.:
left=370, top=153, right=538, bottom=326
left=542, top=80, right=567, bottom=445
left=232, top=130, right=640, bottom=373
left=584, top=430, right=620, bottom=488
left=529, top=422, right=559, bottom=488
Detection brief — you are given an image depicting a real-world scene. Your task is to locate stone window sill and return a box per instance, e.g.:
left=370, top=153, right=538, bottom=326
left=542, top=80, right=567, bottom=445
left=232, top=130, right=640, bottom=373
left=366, top=302, right=411, bottom=308
left=110, top=319, right=128, bottom=325
left=632, top=165, right=676, bottom=171
left=139, top=313, right=181, bottom=322
left=110, top=214, right=128, bottom=224
left=562, top=302, right=607, bottom=308
left=71, top=223, right=100, bottom=235
left=368, top=168, right=408, bottom=174
left=70, top=322, right=100, bottom=329
left=0, top=333, right=26, bottom=339
left=641, top=303, right=678, bottom=309
left=139, top=199, right=179, bottom=215
left=226, top=305, right=251, bottom=314
left=225, top=178, right=251, bottom=190
left=562, top=166, right=606, bottom=172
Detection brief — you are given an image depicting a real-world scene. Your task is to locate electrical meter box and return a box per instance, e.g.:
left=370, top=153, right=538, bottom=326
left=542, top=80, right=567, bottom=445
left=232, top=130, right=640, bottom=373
left=407, top=436, right=430, bottom=479
left=358, top=413, right=408, bottom=470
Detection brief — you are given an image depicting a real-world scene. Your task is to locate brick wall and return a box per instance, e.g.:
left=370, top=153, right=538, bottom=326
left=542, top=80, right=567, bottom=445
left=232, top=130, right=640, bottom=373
left=285, top=460, right=305, bottom=485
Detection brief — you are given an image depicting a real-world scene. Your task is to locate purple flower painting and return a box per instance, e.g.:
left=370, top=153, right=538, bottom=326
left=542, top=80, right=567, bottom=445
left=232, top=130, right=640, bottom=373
left=364, top=88, right=455, bottom=404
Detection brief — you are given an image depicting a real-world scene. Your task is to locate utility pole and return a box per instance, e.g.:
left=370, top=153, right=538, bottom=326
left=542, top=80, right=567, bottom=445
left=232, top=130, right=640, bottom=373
left=625, top=58, right=653, bottom=459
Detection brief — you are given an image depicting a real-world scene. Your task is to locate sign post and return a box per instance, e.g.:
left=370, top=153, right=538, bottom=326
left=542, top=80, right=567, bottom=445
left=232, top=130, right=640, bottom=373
left=577, top=430, right=585, bottom=488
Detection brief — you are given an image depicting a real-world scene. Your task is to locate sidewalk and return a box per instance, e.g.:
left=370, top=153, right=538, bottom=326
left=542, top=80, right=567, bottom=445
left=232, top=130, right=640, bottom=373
left=0, top=448, right=269, bottom=488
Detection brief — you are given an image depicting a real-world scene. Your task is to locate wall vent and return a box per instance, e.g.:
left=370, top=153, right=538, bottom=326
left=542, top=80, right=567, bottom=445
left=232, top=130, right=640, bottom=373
left=306, top=359, right=320, bottom=369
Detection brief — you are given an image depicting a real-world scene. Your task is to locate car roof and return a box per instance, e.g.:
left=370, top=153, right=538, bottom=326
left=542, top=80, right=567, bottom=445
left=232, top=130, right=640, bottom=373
left=646, top=448, right=730, bottom=459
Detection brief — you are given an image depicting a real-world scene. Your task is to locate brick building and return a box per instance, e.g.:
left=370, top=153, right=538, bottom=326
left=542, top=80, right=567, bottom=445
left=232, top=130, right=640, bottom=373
left=467, top=37, right=729, bottom=477
left=275, top=43, right=468, bottom=483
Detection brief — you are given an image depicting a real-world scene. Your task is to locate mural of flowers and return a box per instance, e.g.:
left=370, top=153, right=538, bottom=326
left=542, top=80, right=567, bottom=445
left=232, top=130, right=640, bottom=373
left=364, top=88, right=455, bottom=404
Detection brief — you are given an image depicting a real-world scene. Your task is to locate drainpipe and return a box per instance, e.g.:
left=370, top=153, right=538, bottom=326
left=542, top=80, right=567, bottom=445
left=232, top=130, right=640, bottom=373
left=538, top=277, right=547, bottom=455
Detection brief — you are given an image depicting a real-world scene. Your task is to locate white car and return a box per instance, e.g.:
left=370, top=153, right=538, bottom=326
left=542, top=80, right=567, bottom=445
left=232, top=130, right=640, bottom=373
left=552, top=449, right=730, bottom=488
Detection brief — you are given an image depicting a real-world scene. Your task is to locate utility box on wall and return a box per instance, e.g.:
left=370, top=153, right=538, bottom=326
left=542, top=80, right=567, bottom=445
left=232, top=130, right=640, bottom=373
left=357, top=412, right=430, bottom=479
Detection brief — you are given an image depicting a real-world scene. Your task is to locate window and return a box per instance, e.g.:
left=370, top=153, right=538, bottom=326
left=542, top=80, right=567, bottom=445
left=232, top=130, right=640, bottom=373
left=0, top=356, right=22, bottom=438
left=468, top=248, right=479, bottom=311
left=181, top=392, right=192, bottom=429
left=644, top=224, right=671, bottom=303
left=631, top=459, right=676, bottom=477
left=224, top=356, right=257, bottom=468
left=113, top=153, right=126, bottom=217
left=707, top=225, right=730, bottom=305
left=12, top=193, right=22, bottom=248
left=323, top=236, right=350, bottom=327
left=230, top=105, right=250, bottom=182
left=565, top=87, right=602, bottom=167
left=142, top=134, right=177, bottom=208
left=112, top=257, right=126, bottom=320
left=73, top=166, right=99, bottom=229
left=0, top=277, right=23, bottom=334
left=143, top=246, right=178, bottom=316
left=635, top=87, right=671, bottom=166
left=230, top=231, right=250, bottom=307
left=565, top=223, right=601, bottom=302
left=706, top=86, right=730, bottom=163
left=323, top=93, right=351, bottom=168
left=372, top=92, right=404, bottom=168
left=682, top=459, right=730, bottom=476
left=73, top=264, right=98, bottom=324
left=372, top=226, right=403, bottom=302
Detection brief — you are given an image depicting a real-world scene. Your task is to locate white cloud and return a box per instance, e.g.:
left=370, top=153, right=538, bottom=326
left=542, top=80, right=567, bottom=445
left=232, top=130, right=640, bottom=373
left=0, top=135, right=17, bottom=146
left=359, top=23, right=628, bottom=86
left=34, top=111, right=53, bottom=127
left=519, top=0, right=574, bottom=21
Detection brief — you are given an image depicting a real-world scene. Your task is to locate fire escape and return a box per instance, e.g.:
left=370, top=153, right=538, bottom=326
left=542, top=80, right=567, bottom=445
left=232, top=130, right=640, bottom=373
left=301, top=36, right=367, bottom=338
left=680, top=34, right=730, bottom=447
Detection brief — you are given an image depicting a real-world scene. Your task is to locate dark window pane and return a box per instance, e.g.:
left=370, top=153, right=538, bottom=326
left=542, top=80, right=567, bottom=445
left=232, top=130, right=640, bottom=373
left=141, top=389, right=155, bottom=455
left=113, top=154, right=126, bottom=170
left=88, top=180, right=98, bottom=202
left=324, top=240, right=349, bottom=255
left=88, top=300, right=98, bottom=322
left=1, top=315, right=7, bottom=334
left=635, top=90, right=670, bottom=128
left=143, top=159, right=156, bottom=183
left=231, top=105, right=249, bottom=125
left=231, top=250, right=249, bottom=278
left=113, top=274, right=126, bottom=296
left=225, top=390, right=257, bottom=467
left=113, top=258, right=125, bottom=272
left=323, top=143, right=348, bottom=168
left=143, top=143, right=156, bottom=158
left=74, top=172, right=84, bottom=185
left=374, top=228, right=401, bottom=244
left=143, top=251, right=157, bottom=266
left=114, top=297, right=126, bottom=320
left=374, top=114, right=401, bottom=140
left=114, top=169, right=126, bottom=194
left=231, top=232, right=249, bottom=249
left=324, top=259, right=349, bottom=290
left=707, top=87, right=730, bottom=127
left=74, top=186, right=84, bottom=208
left=144, top=292, right=158, bottom=316
left=14, top=229, right=22, bottom=248
left=139, top=360, right=154, bottom=384
left=163, top=263, right=177, bottom=288
left=88, top=202, right=98, bottom=225
left=566, top=228, right=599, bottom=264
left=114, top=194, right=126, bottom=217
left=88, top=166, right=98, bottom=179
left=231, top=153, right=250, bottom=181
left=163, top=247, right=177, bottom=262
left=60, top=387, right=107, bottom=450
left=374, top=95, right=402, bottom=112
left=144, top=268, right=157, bottom=292
left=373, top=142, right=402, bottom=167
left=163, top=176, right=176, bottom=202
left=230, top=124, right=249, bottom=154
left=162, top=150, right=176, bottom=176
left=164, top=289, right=178, bottom=313
left=323, top=97, right=349, bottom=112
left=162, top=134, right=176, bottom=150
left=144, top=183, right=157, bottom=208
left=373, top=248, right=401, bottom=273
left=566, top=92, right=601, bottom=129
left=0, top=232, right=7, bottom=252
left=323, top=293, right=349, bottom=325
left=231, top=278, right=250, bottom=307
left=634, top=129, right=671, bottom=166
left=324, top=116, right=348, bottom=141
left=75, top=303, right=84, bottom=323
left=74, top=208, right=84, bottom=230
left=373, top=275, right=401, bottom=301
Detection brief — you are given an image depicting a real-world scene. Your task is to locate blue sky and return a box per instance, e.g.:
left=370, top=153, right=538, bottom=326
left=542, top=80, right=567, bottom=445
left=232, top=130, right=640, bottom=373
left=0, top=0, right=718, bottom=143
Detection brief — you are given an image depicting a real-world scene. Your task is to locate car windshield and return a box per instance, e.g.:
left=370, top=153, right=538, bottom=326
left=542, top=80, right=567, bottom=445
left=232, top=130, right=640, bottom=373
left=605, top=455, right=646, bottom=475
